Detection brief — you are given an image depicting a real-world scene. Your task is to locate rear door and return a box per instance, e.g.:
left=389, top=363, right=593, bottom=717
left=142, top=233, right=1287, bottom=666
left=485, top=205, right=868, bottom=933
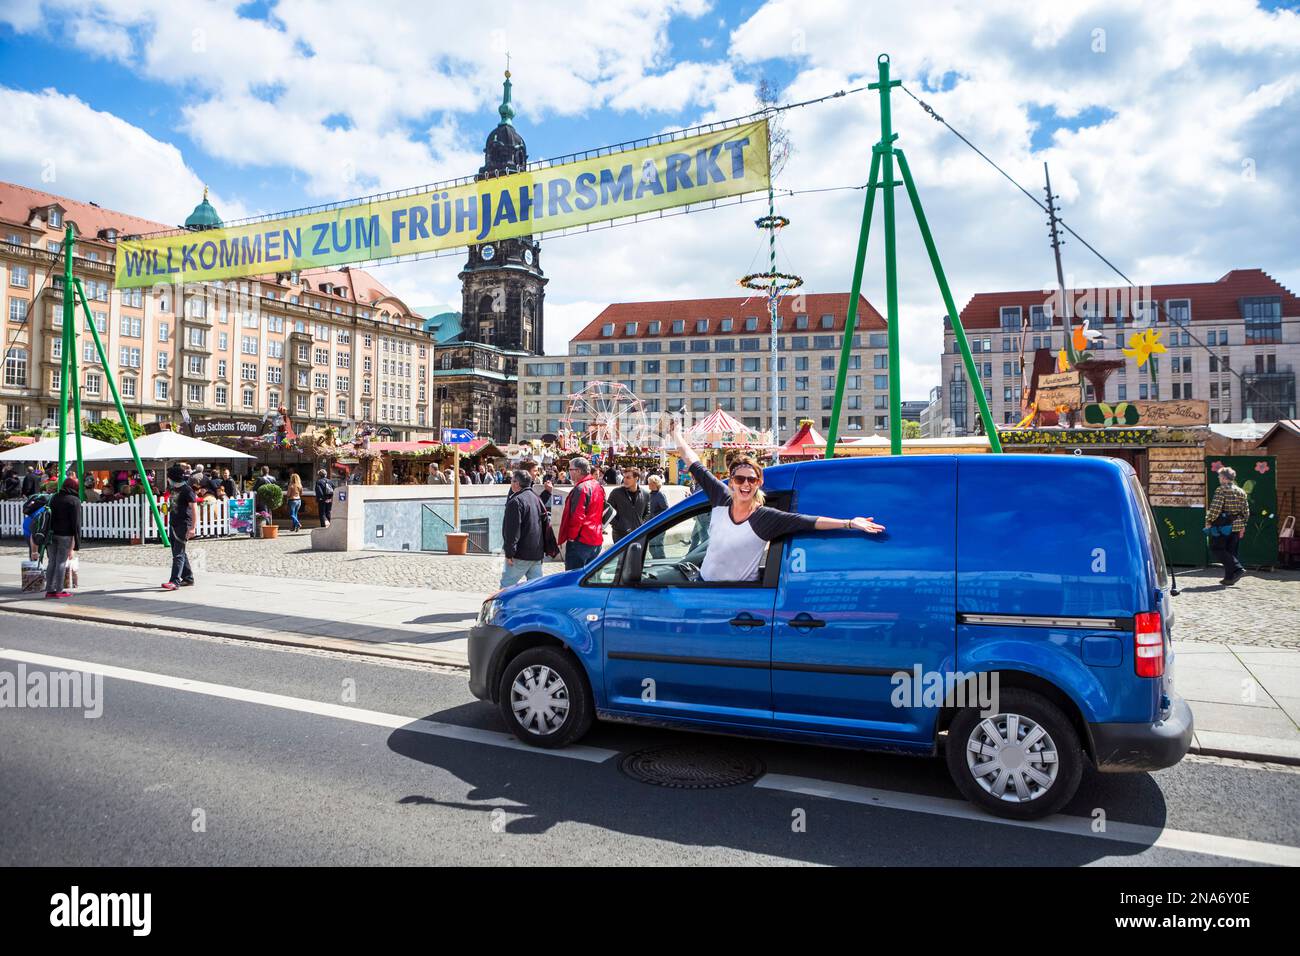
left=771, top=457, right=957, bottom=744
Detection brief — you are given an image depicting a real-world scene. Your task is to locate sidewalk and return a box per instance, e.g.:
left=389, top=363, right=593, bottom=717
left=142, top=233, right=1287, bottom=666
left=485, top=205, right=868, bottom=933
left=0, top=562, right=488, bottom=668
left=2, top=560, right=1297, bottom=765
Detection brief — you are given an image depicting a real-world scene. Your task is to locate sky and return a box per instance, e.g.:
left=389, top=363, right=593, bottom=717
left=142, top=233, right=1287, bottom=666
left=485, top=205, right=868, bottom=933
left=1, top=0, right=1298, bottom=400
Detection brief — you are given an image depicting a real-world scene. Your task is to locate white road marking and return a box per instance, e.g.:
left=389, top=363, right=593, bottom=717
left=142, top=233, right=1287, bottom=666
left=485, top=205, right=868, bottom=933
left=0, top=648, right=618, bottom=764
left=756, top=773, right=1300, bottom=867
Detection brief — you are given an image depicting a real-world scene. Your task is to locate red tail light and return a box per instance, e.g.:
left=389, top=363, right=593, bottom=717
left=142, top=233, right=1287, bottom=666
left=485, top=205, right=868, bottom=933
left=1134, top=611, right=1164, bottom=678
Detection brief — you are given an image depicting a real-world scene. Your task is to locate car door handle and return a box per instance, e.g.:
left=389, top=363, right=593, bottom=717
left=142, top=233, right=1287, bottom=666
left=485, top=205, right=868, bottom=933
left=729, top=614, right=765, bottom=628
left=788, top=613, right=826, bottom=630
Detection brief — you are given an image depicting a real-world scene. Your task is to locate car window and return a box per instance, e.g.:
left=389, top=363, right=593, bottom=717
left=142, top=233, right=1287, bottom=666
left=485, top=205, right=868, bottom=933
left=1127, top=473, right=1170, bottom=591
left=585, top=549, right=622, bottom=586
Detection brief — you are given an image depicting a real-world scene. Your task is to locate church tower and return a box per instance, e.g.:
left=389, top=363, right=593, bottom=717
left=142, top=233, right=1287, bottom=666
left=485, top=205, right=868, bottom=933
left=458, top=69, right=547, bottom=355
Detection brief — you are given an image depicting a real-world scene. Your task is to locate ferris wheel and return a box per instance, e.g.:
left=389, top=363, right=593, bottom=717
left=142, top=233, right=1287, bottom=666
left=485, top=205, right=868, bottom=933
left=562, top=381, right=647, bottom=452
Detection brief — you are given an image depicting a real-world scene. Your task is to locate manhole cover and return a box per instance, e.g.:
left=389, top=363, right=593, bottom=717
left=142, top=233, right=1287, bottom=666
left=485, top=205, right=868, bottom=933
left=619, top=744, right=765, bottom=789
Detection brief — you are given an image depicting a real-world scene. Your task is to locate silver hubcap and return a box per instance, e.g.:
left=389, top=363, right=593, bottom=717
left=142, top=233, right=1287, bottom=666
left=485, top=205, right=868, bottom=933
left=510, top=664, right=570, bottom=736
left=965, top=712, right=1059, bottom=803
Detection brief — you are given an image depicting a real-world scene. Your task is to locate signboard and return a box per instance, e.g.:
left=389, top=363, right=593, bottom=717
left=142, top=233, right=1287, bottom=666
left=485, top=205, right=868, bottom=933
left=442, top=428, right=475, bottom=444
left=228, top=497, right=255, bottom=535
left=116, top=120, right=771, bottom=288
left=1038, top=371, right=1081, bottom=390
left=1035, top=385, right=1083, bottom=412
left=190, top=418, right=265, bottom=438
left=1081, top=400, right=1209, bottom=428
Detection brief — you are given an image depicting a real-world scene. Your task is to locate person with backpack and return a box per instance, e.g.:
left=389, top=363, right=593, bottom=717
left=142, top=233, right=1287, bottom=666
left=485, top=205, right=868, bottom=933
left=558, top=456, right=606, bottom=570
left=23, top=491, right=51, bottom=561
left=314, top=469, right=334, bottom=528
left=44, top=477, right=82, bottom=599
left=1205, top=465, right=1251, bottom=585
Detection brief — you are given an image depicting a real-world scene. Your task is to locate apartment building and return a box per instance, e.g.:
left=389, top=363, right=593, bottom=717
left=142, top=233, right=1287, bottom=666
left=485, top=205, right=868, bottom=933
left=939, top=269, right=1300, bottom=434
left=516, top=293, right=888, bottom=442
left=0, top=181, right=437, bottom=440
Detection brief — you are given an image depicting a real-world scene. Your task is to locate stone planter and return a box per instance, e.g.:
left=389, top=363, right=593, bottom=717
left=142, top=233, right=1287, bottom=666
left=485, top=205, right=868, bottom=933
left=446, top=532, right=469, bottom=555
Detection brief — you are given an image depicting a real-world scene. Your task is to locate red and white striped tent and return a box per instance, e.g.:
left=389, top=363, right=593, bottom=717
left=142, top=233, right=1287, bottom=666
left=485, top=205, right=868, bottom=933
left=686, top=408, right=773, bottom=448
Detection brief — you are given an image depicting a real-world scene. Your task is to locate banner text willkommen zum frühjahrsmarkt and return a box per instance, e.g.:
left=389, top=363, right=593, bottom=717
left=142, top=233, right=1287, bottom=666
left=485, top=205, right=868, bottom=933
left=115, top=120, right=770, bottom=288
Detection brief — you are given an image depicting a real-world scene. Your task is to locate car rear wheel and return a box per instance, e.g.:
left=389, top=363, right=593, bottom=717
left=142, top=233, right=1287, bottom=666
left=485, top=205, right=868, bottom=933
left=497, top=646, right=594, bottom=749
left=945, top=688, right=1083, bottom=820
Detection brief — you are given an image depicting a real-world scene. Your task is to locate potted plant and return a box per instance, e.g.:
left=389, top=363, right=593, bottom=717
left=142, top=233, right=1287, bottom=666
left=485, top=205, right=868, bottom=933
left=255, top=482, right=284, bottom=539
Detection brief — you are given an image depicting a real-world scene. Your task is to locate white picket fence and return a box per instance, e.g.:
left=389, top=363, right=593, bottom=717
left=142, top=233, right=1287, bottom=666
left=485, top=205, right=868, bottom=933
left=0, top=493, right=254, bottom=541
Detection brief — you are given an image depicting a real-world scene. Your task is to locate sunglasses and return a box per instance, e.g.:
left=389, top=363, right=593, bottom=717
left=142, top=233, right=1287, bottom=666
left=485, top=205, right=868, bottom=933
left=730, top=474, right=759, bottom=486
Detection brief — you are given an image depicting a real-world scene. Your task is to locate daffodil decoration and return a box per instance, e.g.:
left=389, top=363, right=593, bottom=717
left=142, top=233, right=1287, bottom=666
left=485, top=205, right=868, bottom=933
left=1123, top=328, right=1167, bottom=383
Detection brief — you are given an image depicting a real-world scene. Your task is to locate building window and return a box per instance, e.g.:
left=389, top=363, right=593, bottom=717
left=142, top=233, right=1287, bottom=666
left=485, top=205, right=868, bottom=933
left=5, top=405, right=22, bottom=430
left=4, top=347, right=28, bottom=386
left=9, top=266, right=30, bottom=288
left=85, top=371, right=102, bottom=395
left=1241, top=295, right=1282, bottom=344
left=8, top=298, right=27, bottom=323
left=215, top=385, right=228, bottom=405
left=155, top=379, right=169, bottom=401
left=243, top=388, right=255, bottom=409
left=186, top=384, right=205, bottom=405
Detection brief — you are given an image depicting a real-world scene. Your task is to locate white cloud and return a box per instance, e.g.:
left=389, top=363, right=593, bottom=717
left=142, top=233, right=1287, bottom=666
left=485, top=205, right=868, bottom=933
left=0, top=85, right=249, bottom=225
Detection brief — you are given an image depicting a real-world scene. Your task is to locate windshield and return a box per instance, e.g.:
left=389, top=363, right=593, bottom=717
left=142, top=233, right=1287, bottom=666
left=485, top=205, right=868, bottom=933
left=1127, top=473, right=1170, bottom=592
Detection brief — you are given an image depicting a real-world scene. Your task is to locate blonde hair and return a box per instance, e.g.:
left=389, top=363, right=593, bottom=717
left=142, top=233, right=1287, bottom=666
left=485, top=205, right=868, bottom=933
left=647, top=475, right=662, bottom=489
left=288, top=473, right=303, bottom=492
left=728, top=455, right=765, bottom=506
left=1219, top=466, right=1237, bottom=482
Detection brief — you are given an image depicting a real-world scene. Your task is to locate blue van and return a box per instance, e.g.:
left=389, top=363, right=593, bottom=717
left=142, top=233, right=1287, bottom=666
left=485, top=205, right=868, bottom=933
left=469, top=455, right=1193, bottom=819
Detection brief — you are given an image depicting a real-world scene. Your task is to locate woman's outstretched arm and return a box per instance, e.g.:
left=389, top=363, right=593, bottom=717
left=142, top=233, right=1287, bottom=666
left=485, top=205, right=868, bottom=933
left=667, top=415, right=700, bottom=469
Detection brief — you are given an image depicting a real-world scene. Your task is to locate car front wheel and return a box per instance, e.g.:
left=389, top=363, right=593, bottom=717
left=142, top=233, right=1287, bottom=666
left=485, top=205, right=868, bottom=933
left=945, top=688, right=1083, bottom=820
left=497, top=646, right=594, bottom=749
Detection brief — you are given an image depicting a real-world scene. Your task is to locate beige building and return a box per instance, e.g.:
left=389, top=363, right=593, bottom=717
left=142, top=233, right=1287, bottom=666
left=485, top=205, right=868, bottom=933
left=939, top=270, right=1300, bottom=434
left=0, top=182, right=437, bottom=441
left=517, top=293, right=888, bottom=442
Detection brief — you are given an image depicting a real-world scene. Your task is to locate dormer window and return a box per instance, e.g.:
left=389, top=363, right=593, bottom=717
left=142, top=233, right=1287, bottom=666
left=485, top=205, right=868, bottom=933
left=48, top=208, right=63, bottom=228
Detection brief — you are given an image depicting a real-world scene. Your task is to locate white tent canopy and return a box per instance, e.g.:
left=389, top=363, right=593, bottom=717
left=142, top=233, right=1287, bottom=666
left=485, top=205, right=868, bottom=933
left=0, top=435, right=124, bottom=463
left=111, top=430, right=255, bottom=462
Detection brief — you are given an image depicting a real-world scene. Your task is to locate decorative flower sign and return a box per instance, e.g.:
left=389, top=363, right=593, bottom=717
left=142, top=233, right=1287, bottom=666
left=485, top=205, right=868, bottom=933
left=1122, top=328, right=1167, bottom=385
left=1255, top=461, right=1270, bottom=474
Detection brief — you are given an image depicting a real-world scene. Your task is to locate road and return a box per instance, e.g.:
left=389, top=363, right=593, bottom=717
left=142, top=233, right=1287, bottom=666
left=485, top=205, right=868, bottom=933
left=2, top=615, right=1297, bottom=867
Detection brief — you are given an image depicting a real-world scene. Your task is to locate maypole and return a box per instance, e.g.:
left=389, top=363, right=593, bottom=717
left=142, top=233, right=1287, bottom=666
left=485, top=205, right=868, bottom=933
left=825, top=54, right=1001, bottom=457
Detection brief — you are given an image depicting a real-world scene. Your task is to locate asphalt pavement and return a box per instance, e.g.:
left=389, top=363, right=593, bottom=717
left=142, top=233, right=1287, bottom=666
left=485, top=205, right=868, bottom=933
left=2, top=617, right=1298, bottom=866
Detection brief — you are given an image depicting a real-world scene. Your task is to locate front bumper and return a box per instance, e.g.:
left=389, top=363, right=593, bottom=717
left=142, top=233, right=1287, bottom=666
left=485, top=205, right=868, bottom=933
left=468, top=623, right=513, bottom=701
left=1089, top=694, right=1194, bottom=772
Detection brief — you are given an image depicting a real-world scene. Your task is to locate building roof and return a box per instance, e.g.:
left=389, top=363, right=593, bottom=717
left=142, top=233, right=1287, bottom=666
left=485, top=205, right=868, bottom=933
left=1256, top=419, right=1300, bottom=445
left=0, top=179, right=168, bottom=240
left=956, top=269, right=1300, bottom=330
left=184, top=189, right=223, bottom=230
left=572, top=293, right=883, bottom=342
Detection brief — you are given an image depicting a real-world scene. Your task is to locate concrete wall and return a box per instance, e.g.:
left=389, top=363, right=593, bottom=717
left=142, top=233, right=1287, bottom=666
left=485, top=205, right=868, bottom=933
left=312, top=481, right=692, bottom=553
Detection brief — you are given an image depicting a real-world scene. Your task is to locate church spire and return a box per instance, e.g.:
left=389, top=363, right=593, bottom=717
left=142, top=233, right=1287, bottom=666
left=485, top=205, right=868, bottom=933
left=498, top=62, right=515, bottom=126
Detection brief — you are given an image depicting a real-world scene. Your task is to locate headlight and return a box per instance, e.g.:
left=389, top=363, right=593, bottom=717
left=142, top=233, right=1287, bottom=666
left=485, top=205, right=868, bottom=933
left=478, top=599, right=501, bottom=625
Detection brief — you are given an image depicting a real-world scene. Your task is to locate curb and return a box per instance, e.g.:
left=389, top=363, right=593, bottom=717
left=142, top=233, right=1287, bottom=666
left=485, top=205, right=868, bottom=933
left=0, top=602, right=471, bottom=670
left=1188, top=742, right=1300, bottom=768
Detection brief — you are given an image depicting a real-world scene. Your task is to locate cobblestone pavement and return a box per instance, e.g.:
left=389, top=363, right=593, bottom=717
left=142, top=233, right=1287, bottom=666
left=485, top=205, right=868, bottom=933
left=7, top=536, right=1297, bottom=646
left=4, top=532, right=557, bottom=594
left=1167, top=566, right=1300, bottom=649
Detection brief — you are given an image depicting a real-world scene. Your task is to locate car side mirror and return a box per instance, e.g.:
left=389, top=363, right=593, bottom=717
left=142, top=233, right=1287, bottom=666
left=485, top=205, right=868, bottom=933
left=623, top=541, right=644, bottom=585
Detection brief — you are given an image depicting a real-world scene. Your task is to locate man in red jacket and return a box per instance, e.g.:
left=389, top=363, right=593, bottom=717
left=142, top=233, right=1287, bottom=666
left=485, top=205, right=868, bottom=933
left=558, top=456, right=606, bottom=570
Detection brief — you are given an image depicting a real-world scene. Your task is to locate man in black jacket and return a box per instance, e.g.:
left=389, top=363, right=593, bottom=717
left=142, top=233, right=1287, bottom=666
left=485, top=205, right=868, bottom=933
left=314, top=469, right=334, bottom=527
left=500, top=470, right=547, bottom=588
left=605, top=467, right=650, bottom=542
left=44, top=477, right=81, bottom=598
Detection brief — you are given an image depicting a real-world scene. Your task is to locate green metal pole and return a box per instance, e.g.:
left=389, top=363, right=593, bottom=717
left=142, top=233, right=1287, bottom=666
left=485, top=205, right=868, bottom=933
left=67, top=251, right=85, bottom=499
left=871, top=54, right=904, bottom=456
left=58, top=225, right=74, bottom=485
left=73, top=278, right=169, bottom=546
left=825, top=148, right=882, bottom=458
left=896, top=150, right=1002, bottom=452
